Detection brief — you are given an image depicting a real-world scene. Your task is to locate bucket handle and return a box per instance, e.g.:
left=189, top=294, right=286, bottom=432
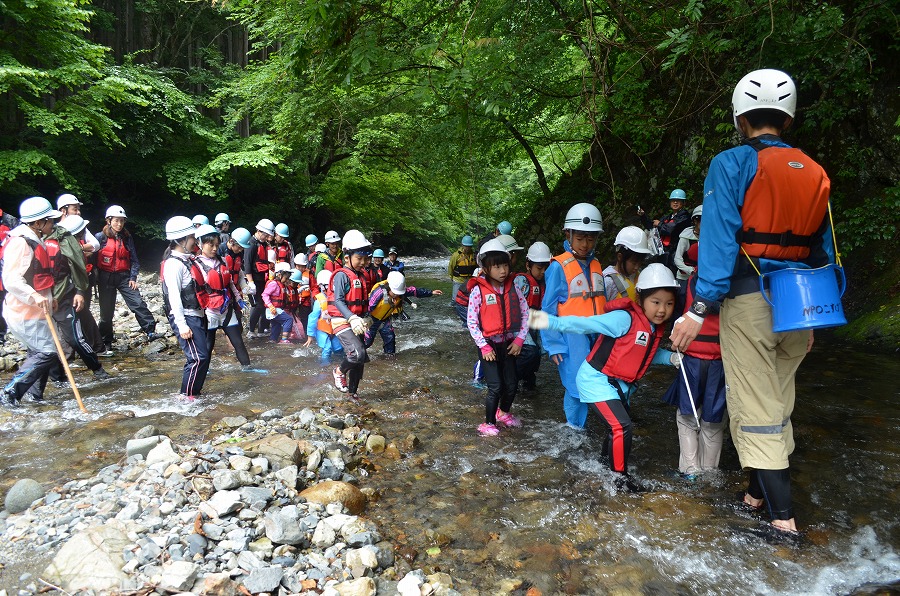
left=759, top=263, right=847, bottom=308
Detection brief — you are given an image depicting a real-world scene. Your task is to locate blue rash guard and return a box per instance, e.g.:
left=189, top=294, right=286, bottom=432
left=695, top=137, right=835, bottom=305
left=545, top=311, right=673, bottom=404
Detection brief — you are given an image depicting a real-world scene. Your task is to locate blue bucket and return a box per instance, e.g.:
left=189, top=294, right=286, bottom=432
left=760, top=264, right=847, bottom=332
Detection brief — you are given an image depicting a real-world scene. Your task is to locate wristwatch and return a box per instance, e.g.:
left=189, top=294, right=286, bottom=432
left=690, top=301, right=708, bottom=316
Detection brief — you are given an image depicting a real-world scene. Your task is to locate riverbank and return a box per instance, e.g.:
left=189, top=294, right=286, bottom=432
left=0, top=406, right=467, bottom=595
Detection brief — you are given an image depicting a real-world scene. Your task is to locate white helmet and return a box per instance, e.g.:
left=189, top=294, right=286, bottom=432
left=56, top=193, right=82, bottom=210
left=106, top=205, right=127, bottom=219
left=692, top=205, right=703, bottom=218
left=59, top=214, right=89, bottom=235
left=635, top=263, right=679, bottom=291
left=194, top=224, right=218, bottom=239
left=495, top=234, right=523, bottom=251
left=387, top=271, right=406, bottom=294
left=613, top=226, right=651, bottom=254
left=563, top=203, right=603, bottom=232
left=294, top=253, right=309, bottom=267
left=324, top=230, right=341, bottom=243
left=477, top=238, right=509, bottom=268
left=256, top=218, right=275, bottom=235
left=525, top=241, right=552, bottom=263
left=274, top=262, right=292, bottom=274
left=316, top=270, right=332, bottom=287
left=165, top=216, right=195, bottom=240
left=314, top=243, right=326, bottom=253
left=19, top=196, right=62, bottom=223
left=342, top=229, right=371, bottom=251
left=732, top=69, right=796, bottom=132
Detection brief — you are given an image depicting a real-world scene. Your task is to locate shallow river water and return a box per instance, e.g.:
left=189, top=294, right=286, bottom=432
left=1, top=257, right=899, bottom=595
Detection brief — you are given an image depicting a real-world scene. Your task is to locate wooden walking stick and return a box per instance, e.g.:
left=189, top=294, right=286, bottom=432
left=43, top=310, right=88, bottom=413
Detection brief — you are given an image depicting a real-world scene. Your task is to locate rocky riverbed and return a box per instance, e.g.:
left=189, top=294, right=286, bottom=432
left=0, top=407, right=465, bottom=595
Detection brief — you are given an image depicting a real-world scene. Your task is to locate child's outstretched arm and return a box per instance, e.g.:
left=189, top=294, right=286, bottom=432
left=529, top=309, right=631, bottom=338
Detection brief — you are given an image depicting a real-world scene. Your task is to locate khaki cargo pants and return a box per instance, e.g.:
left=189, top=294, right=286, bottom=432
left=720, top=293, right=811, bottom=470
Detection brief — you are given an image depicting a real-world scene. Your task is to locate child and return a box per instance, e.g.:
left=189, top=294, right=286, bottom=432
left=467, top=239, right=529, bottom=436
left=262, top=262, right=294, bottom=344
left=603, top=226, right=651, bottom=302
left=662, top=241, right=726, bottom=478
left=327, top=230, right=373, bottom=398
left=513, top=242, right=551, bottom=390
left=161, top=216, right=209, bottom=401
left=273, top=223, right=295, bottom=266
left=286, top=269, right=308, bottom=342
left=386, top=247, right=405, bottom=272
left=293, top=253, right=314, bottom=322
left=315, top=231, right=342, bottom=275
left=370, top=249, right=390, bottom=283
left=193, top=225, right=251, bottom=367
left=305, top=270, right=343, bottom=365
left=529, top=263, right=682, bottom=488
left=365, top=271, right=442, bottom=355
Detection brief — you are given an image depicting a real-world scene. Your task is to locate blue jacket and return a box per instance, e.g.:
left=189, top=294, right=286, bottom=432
left=695, top=137, right=835, bottom=304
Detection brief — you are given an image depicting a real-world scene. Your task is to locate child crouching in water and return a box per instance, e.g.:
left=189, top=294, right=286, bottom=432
left=365, top=271, right=443, bottom=355
left=467, top=239, right=529, bottom=436
left=529, top=263, right=682, bottom=489
left=262, top=262, right=294, bottom=344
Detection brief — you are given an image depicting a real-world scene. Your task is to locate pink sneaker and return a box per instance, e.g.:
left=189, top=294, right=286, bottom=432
left=495, top=410, right=522, bottom=427
left=478, top=423, right=500, bottom=436
left=278, top=339, right=292, bottom=345
left=333, top=367, right=349, bottom=392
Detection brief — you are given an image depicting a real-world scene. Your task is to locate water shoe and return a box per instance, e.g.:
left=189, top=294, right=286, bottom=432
left=478, top=423, right=500, bottom=436
left=495, top=410, right=522, bottom=427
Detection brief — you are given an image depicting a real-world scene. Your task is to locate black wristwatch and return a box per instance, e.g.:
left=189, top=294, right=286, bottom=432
left=690, top=301, right=708, bottom=316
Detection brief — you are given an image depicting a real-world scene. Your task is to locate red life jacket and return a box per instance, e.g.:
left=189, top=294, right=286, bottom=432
left=326, top=267, right=368, bottom=317
left=455, top=276, right=479, bottom=308
left=248, top=238, right=269, bottom=274
left=194, top=257, right=232, bottom=311
left=684, top=241, right=699, bottom=268
left=284, top=283, right=300, bottom=310
left=738, top=139, right=831, bottom=261
left=586, top=298, right=664, bottom=383
left=274, top=241, right=293, bottom=263
left=361, top=266, right=377, bottom=291
left=0, top=236, right=55, bottom=293
left=473, top=276, right=523, bottom=337
left=77, top=238, right=94, bottom=273
left=321, top=252, right=341, bottom=273
left=96, top=235, right=131, bottom=273
left=225, top=251, right=242, bottom=279
left=515, top=272, right=544, bottom=309
left=44, top=236, right=71, bottom=285
left=0, top=210, right=12, bottom=244
left=267, top=280, right=285, bottom=309
left=683, top=276, right=721, bottom=360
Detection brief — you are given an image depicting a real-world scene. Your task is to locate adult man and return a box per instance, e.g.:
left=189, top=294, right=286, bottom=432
left=670, top=69, right=834, bottom=536
left=0, top=197, right=62, bottom=407
left=540, top=203, right=606, bottom=429
left=641, top=189, right=691, bottom=271
left=0, top=207, right=20, bottom=343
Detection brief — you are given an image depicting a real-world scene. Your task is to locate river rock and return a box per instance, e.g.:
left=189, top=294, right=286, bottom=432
left=243, top=565, right=284, bottom=593
left=202, top=572, right=242, bottom=596
left=264, top=506, right=305, bottom=545
left=132, top=424, right=161, bottom=440
left=221, top=416, right=248, bottom=428
left=365, top=435, right=386, bottom=454
left=346, top=547, right=379, bottom=578
left=242, top=434, right=301, bottom=469
left=145, top=438, right=180, bottom=467
left=239, top=486, right=274, bottom=511
left=212, top=469, right=243, bottom=491
left=397, top=570, right=425, bottom=596
left=159, top=560, right=199, bottom=591
left=275, top=464, right=298, bottom=489
left=43, top=521, right=131, bottom=591
left=125, top=435, right=166, bottom=458
left=4, top=479, right=44, bottom=514
left=301, top=480, right=366, bottom=515
left=334, top=577, right=377, bottom=596
left=229, top=454, right=252, bottom=471
left=311, top=520, right=336, bottom=548
left=208, top=490, right=243, bottom=516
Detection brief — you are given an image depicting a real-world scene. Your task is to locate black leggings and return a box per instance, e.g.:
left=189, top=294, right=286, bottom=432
left=480, top=340, right=517, bottom=424
left=208, top=324, right=251, bottom=366
left=748, top=468, right=793, bottom=521
left=591, top=397, right=632, bottom=473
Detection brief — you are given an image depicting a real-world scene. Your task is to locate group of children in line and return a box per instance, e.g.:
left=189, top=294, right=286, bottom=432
left=161, top=217, right=440, bottom=401
left=451, top=198, right=725, bottom=487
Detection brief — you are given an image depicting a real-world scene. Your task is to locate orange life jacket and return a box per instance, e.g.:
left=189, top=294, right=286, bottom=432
left=299, top=271, right=312, bottom=306
left=314, top=293, right=333, bottom=334
left=326, top=267, right=368, bottom=317
left=473, top=276, right=523, bottom=337
left=96, top=235, right=131, bottom=273
left=553, top=252, right=606, bottom=316
left=738, top=139, right=831, bottom=261
left=586, top=298, right=664, bottom=383
left=455, top=276, right=479, bottom=308
left=284, top=282, right=300, bottom=311
left=515, top=272, right=544, bottom=309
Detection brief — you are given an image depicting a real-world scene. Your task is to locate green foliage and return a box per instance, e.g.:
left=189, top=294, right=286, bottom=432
left=835, top=186, right=900, bottom=267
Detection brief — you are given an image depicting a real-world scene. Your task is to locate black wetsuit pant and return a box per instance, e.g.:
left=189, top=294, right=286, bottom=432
left=481, top=339, right=517, bottom=425
left=592, top=396, right=632, bottom=474
left=335, top=327, right=367, bottom=394
left=247, top=272, right=270, bottom=334
left=97, top=270, right=156, bottom=345
left=748, top=468, right=794, bottom=521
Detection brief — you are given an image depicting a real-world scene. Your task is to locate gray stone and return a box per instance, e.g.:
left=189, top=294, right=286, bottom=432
left=264, top=506, right=304, bottom=545
left=242, top=434, right=302, bottom=469
left=211, top=469, right=242, bottom=491
left=346, top=547, right=379, bottom=578
left=145, top=439, right=180, bottom=467
left=237, top=550, right=264, bottom=571
left=132, top=424, right=161, bottom=440
left=275, top=465, right=298, bottom=489
left=259, top=408, right=284, bottom=421
left=43, top=521, right=131, bottom=591
left=238, top=486, right=274, bottom=511
left=298, top=408, right=316, bottom=426
left=221, top=416, right=248, bottom=428
left=228, top=454, right=252, bottom=471
left=159, top=560, right=199, bottom=591
left=311, top=521, right=336, bottom=548
left=374, top=541, right=395, bottom=568
left=115, top=502, right=141, bottom=521
left=318, top=459, right=343, bottom=480
left=125, top=435, right=166, bottom=458
left=307, top=449, right=323, bottom=472
left=347, top=531, right=380, bottom=547
left=208, top=490, right=242, bottom=517
left=4, top=479, right=44, bottom=514
left=242, top=566, right=283, bottom=593
left=280, top=569, right=303, bottom=593
left=201, top=522, right=225, bottom=540
left=185, top=533, right=207, bottom=556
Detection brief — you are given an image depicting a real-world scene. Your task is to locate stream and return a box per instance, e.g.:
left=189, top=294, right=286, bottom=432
left=1, top=257, right=898, bottom=595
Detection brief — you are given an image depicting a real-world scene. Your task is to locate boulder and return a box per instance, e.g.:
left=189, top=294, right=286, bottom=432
left=300, top=481, right=366, bottom=515
left=4, top=478, right=44, bottom=514
left=43, top=521, right=131, bottom=591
